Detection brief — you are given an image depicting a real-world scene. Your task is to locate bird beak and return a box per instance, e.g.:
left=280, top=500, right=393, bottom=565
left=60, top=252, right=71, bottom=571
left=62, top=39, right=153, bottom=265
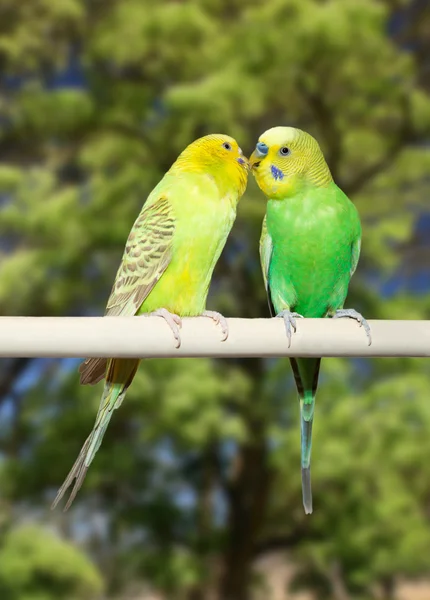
left=249, top=151, right=258, bottom=169
left=249, top=150, right=262, bottom=170
left=249, top=141, right=269, bottom=169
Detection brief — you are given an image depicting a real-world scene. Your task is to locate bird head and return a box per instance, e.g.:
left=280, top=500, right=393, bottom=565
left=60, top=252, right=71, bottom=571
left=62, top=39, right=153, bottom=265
left=249, top=127, right=332, bottom=199
left=176, top=134, right=249, bottom=198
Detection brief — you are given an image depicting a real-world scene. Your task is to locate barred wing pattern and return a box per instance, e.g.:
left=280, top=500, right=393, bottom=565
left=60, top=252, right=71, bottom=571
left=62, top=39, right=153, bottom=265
left=79, top=195, right=175, bottom=384
left=105, top=195, right=174, bottom=315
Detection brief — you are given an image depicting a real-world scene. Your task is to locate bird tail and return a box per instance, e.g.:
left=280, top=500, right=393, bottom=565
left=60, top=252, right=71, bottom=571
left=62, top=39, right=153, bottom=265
left=289, top=357, right=321, bottom=515
left=51, top=358, right=140, bottom=511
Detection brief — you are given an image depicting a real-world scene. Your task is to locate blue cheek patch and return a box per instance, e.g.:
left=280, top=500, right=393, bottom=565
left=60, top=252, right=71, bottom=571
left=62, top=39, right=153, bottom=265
left=271, top=165, right=284, bottom=181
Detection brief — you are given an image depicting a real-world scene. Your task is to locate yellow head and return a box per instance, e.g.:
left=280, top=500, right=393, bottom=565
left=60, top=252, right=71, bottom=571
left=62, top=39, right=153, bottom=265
left=173, top=134, right=249, bottom=198
left=249, top=126, right=332, bottom=199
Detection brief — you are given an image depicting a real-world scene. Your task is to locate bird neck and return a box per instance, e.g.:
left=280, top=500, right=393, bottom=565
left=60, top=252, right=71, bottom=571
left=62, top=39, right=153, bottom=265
left=268, top=171, right=333, bottom=200
left=255, top=156, right=333, bottom=200
left=171, top=156, right=247, bottom=200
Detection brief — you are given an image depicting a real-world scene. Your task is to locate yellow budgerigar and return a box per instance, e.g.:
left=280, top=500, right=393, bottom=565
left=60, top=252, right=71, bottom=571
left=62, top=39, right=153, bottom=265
left=52, top=134, right=249, bottom=510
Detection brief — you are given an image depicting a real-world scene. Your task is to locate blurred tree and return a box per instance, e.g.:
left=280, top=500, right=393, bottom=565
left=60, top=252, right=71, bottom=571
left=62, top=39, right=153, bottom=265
left=0, top=0, right=430, bottom=599
left=0, top=524, right=103, bottom=599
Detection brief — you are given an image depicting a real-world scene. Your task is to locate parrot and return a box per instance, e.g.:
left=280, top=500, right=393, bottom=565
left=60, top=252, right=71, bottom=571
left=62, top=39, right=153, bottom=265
left=52, top=134, right=249, bottom=511
left=249, top=126, right=371, bottom=514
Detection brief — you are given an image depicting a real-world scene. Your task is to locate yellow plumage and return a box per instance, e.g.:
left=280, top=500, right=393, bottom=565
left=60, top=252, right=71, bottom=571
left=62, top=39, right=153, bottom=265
left=52, top=134, right=249, bottom=510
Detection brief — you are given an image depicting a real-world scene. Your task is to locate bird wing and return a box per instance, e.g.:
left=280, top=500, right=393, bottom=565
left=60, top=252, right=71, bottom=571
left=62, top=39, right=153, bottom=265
left=259, top=214, right=275, bottom=317
left=79, top=194, right=175, bottom=384
left=350, top=236, right=361, bottom=277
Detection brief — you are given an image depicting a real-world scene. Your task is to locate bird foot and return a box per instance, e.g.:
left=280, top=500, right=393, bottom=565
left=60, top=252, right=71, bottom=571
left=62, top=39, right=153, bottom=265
left=201, top=310, right=229, bottom=341
left=276, top=310, right=304, bottom=347
left=148, top=308, right=182, bottom=348
left=332, top=308, right=371, bottom=346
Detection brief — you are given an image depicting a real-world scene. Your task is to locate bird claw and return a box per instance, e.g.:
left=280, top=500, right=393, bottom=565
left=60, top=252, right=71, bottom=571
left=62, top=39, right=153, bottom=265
left=332, top=308, right=372, bottom=346
left=201, top=310, right=229, bottom=341
left=276, top=310, right=304, bottom=347
left=148, top=308, right=182, bottom=348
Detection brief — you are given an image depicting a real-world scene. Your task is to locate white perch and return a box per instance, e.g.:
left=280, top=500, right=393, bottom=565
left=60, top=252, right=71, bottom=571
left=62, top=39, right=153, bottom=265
left=0, top=317, right=427, bottom=358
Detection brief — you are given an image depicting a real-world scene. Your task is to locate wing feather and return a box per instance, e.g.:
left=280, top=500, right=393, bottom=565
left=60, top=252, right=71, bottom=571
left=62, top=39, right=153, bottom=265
left=350, top=236, right=361, bottom=277
left=259, top=215, right=275, bottom=317
left=79, top=195, right=175, bottom=385
left=105, top=195, right=174, bottom=316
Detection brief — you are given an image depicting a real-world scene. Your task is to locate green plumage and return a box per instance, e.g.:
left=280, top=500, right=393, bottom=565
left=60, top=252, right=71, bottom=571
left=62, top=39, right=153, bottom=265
left=252, top=126, right=366, bottom=514
left=263, top=185, right=360, bottom=513
left=263, top=183, right=361, bottom=318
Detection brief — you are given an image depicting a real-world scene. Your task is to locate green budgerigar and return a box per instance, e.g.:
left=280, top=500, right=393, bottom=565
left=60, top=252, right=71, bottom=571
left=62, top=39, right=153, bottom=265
left=52, top=134, right=249, bottom=511
left=250, top=127, right=370, bottom=514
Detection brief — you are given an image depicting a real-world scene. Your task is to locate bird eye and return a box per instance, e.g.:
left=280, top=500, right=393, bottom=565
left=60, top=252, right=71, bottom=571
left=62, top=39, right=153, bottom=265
left=222, top=142, right=232, bottom=151
left=279, top=146, right=290, bottom=156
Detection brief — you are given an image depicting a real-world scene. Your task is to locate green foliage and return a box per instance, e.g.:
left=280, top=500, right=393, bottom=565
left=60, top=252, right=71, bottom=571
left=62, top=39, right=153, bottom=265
left=0, top=525, right=103, bottom=600
left=268, top=362, right=430, bottom=596
left=0, top=0, right=429, bottom=599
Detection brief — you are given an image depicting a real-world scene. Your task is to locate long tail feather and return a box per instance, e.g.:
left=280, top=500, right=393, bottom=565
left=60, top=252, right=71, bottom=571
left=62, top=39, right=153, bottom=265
left=289, top=357, right=321, bottom=515
left=79, top=357, right=108, bottom=385
left=300, top=404, right=314, bottom=514
left=52, top=358, right=139, bottom=511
